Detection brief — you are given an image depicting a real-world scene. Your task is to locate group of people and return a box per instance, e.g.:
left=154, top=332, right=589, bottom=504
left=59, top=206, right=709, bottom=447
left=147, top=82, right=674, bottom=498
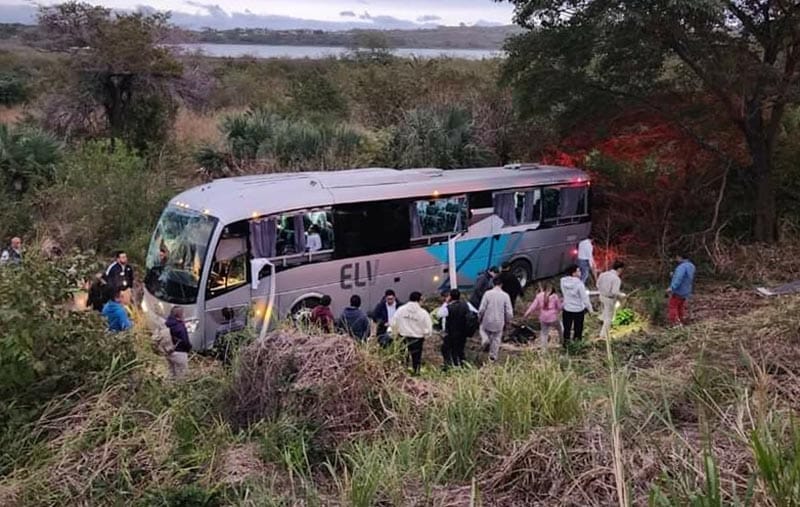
left=307, top=240, right=697, bottom=373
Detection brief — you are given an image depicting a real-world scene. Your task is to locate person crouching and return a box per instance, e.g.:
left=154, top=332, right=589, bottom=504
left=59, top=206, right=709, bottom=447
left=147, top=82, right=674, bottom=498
left=165, top=307, right=192, bottom=379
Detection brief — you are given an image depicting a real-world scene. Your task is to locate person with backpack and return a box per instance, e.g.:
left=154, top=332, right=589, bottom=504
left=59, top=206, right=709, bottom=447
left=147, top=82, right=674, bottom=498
left=523, top=283, right=563, bottom=348
left=441, top=289, right=478, bottom=368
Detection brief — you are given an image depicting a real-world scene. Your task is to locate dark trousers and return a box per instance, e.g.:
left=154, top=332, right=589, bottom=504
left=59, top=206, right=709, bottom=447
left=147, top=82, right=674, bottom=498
left=441, top=334, right=467, bottom=368
left=562, top=310, right=585, bottom=349
left=404, top=336, right=424, bottom=374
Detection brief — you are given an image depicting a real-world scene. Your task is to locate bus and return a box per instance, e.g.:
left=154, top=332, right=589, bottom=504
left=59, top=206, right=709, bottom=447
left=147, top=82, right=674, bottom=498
left=141, top=164, right=591, bottom=350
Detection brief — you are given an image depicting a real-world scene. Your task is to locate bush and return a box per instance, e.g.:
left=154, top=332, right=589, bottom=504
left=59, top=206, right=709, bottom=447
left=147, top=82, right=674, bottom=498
left=36, top=140, right=174, bottom=263
left=381, top=106, right=494, bottom=169
left=0, top=123, right=62, bottom=195
left=0, top=72, right=28, bottom=106
left=211, top=107, right=370, bottom=172
left=0, top=251, right=135, bottom=472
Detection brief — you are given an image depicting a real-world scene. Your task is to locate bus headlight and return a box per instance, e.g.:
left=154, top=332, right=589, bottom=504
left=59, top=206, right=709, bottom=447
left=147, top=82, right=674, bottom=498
left=185, top=319, right=199, bottom=334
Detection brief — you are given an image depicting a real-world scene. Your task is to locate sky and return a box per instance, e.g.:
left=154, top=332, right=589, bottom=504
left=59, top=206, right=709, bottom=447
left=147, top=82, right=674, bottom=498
left=0, top=0, right=516, bottom=30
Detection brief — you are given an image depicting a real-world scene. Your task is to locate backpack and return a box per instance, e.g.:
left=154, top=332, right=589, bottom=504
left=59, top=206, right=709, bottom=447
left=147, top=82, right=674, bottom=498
left=465, top=308, right=480, bottom=337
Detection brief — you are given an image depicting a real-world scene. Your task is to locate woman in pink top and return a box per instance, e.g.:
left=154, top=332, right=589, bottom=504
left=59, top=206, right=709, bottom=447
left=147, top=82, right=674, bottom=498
left=524, top=284, right=563, bottom=348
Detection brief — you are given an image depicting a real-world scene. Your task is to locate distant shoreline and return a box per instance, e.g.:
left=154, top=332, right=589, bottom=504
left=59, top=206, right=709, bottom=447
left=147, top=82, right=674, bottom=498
left=176, top=43, right=505, bottom=60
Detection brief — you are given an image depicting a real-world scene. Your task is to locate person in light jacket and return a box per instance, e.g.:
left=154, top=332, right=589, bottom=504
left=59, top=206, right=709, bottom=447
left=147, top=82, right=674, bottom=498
left=478, top=277, right=514, bottom=362
left=596, top=260, right=627, bottom=339
left=390, top=291, right=433, bottom=375
left=560, top=265, right=594, bottom=350
left=524, top=283, right=563, bottom=348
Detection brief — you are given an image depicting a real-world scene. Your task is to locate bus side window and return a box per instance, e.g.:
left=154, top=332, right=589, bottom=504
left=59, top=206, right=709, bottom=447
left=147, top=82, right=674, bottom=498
left=207, top=234, right=249, bottom=299
left=542, top=187, right=561, bottom=224
left=410, top=196, right=467, bottom=239
left=333, top=200, right=410, bottom=259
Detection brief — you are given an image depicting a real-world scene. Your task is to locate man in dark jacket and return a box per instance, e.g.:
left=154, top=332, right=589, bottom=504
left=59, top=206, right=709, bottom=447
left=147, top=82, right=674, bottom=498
left=87, top=272, right=110, bottom=312
left=442, top=288, right=470, bottom=368
left=165, top=307, right=192, bottom=379
left=370, top=289, right=403, bottom=346
left=338, top=294, right=370, bottom=342
left=469, top=266, right=498, bottom=308
left=497, top=261, right=524, bottom=307
left=104, top=250, right=135, bottom=293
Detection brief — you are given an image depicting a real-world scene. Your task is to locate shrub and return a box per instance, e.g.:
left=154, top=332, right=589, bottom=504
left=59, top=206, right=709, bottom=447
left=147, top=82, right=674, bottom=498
left=0, top=72, right=28, bottom=106
left=0, top=123, right=62, bottom=195
left=0, top=251, right=135, bottom=472
left=288, top=70, right=348, bottom=120
left=36, top=140, right=174, bottom=262
left=381, top=106, right=494, bottom=169
left=214, top=107, right=369, bottom=171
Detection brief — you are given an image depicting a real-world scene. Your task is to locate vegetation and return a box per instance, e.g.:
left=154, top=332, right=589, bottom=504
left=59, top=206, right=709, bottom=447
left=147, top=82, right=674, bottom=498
left=502, top=0, right=800, bottom=243
left=1, top=2, right=800, bottom=505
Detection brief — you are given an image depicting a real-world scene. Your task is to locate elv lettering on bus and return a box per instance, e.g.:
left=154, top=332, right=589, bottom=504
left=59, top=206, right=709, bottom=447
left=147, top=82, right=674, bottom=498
left=340, top=260, right=379, bottom=290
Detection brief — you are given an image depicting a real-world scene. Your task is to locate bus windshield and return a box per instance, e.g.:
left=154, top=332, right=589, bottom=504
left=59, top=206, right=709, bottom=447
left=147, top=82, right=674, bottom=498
left=144, top=207, right=218, bottom=305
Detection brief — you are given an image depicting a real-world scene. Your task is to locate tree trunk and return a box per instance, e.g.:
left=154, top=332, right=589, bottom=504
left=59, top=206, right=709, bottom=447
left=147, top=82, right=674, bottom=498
left=746, top=132, right=778, bottom=243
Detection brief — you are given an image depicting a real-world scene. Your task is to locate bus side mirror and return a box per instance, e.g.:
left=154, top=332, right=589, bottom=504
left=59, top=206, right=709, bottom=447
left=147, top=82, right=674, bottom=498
left=250, top=258, right=272, bottom=290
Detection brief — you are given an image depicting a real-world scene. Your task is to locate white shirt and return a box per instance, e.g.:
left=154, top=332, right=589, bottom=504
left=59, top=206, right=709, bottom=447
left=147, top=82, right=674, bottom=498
left=578, top=238, right=594, bottom=266
left=386, top=302, right=397, bottom=322
left=597, top=269, right=625, bottom=299
left=306, top=233, right=322, bottom=252
left=390, top=302, right=433, bottom=338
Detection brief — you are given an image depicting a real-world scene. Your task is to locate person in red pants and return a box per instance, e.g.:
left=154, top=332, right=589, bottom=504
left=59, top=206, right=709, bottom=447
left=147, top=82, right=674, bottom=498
left=666, top=254, right=696, bottom=326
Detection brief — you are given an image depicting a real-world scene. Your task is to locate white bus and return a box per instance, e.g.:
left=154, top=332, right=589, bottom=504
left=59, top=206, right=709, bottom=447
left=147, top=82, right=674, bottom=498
left=141, top=164, right=591, bottom=349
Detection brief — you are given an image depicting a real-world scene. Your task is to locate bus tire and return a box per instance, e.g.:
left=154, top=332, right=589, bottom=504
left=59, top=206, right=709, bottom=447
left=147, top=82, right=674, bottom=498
left=510, top=259, right=533, bottom=288
left=291, top=296, right=321, bottom=327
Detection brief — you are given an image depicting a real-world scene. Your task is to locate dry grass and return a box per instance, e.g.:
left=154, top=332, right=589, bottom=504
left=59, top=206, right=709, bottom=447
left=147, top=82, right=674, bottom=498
left=174, top=107, right=239, bottom=146
left=0, top=106, right=24, bottom=125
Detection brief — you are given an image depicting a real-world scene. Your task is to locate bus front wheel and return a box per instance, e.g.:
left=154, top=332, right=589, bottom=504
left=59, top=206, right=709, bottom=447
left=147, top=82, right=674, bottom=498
left=510, top=259, right=532, bottom=288
left=291, top=297, right=321, bottom=328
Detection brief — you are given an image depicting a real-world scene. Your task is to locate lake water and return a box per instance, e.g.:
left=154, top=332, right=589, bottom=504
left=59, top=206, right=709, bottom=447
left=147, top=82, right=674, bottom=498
left=177, top=43, right=503, bottom=60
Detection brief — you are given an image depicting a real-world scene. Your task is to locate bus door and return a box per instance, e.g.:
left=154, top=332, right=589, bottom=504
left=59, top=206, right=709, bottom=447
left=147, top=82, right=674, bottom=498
left=203, top=232, right=252, bottom=350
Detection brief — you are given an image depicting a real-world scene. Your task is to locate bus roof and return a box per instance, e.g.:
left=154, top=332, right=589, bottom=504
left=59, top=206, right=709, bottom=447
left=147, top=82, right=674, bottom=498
left=171, top=164, right=589, bottom=224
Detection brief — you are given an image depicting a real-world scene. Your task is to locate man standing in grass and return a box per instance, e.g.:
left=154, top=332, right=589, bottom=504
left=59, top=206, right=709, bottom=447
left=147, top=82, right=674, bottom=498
left=667, top=253, right=696, bottom=326
left=390, top=291, right=433, bottom=375
left=597, top=260, right=627, bottom=340
left=478, top=277, right=514, bottom=362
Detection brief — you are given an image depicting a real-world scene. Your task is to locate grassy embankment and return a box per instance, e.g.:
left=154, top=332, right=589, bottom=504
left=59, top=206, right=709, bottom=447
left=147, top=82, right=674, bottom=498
left=2, top=253, right=799, bottom=506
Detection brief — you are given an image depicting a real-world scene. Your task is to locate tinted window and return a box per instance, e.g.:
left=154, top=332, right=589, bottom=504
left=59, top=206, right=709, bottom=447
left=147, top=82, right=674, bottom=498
left=334, top=200, right=410, bottom=259
left=469, top=191, right=493, bottom=209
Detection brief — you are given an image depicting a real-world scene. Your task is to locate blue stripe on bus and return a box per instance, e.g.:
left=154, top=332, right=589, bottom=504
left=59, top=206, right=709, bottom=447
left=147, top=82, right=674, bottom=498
left=426, top=234, right=511, bottom=290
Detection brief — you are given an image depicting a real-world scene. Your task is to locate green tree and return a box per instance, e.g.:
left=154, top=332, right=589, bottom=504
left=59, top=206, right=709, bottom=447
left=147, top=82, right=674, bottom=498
left=37, top=2, right=182, bottom=149
left=501, top=0, right=800, bottom=242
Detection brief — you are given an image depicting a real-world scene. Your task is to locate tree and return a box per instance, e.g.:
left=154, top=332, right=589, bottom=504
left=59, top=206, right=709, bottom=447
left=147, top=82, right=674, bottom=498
left=37, top=2, right=182, bottom=149
left=501, top=0, right=800, bottom=242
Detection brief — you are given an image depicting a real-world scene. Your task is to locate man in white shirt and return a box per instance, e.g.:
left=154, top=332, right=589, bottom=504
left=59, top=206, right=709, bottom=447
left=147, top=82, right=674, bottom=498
left=577, top=236, right=596, bottom=284
left=478, top=278, right=514, bottom=362
left=390, top=291, right=433, bottom=374
left=596, top=260, right=627, bottom=340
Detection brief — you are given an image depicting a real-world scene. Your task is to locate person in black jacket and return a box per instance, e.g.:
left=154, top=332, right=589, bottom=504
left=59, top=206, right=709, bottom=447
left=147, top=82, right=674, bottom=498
left=165, top=307, right=192, bottom=379
left=104, top=250, right=135, bottom=293
left=469, top=266, right=498, bottom=308
left=497, top=261, right=524, bottom=308
left=338, top=294, right=371, bottom=342
left=442, top=289, right=470, bottom=368
left=86, top=272, right=110, bottom=312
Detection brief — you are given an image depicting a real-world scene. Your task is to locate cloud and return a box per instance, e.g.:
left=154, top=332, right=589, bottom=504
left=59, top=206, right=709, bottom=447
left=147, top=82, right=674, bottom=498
left=358, top=11, right=371, bottom=20
left=184, top=1, right=229, bottom=18
left=339, top=11, right=356, bottom=18
left=416, top=15, right=442, bottom=23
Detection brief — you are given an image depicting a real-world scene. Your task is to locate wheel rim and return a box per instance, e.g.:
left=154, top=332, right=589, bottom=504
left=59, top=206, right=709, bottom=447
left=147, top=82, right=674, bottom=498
left=513, top=266, right=529, bottom=287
